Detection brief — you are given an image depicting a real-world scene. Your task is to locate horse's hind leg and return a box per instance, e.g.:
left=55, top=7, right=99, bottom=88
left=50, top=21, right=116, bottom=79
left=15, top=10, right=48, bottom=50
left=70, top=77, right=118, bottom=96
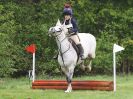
left=80, top=61, right=86, bottom=71
left=86, top=53, right=95, bottom=72
left=86, top=59, right=92, bottom=72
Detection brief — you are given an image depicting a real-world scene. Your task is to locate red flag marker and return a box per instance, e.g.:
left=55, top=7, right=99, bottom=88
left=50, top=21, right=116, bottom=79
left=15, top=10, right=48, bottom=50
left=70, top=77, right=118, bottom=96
left=25, top=44, right=36, bottom=53
left=25, top=44, right=36, bottom=82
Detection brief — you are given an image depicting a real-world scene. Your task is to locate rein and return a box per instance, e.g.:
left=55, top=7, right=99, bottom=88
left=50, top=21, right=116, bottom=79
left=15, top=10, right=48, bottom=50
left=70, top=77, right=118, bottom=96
left=55, top=31, right=71, bottom=66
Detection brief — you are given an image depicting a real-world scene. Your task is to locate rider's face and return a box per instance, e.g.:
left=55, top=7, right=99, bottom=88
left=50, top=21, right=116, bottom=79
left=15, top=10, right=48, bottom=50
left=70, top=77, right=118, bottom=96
left=64, top=15, right=71, bottom=20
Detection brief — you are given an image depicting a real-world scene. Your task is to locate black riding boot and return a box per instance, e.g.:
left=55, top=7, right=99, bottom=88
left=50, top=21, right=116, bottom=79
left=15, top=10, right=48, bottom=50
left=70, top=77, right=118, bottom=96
left=77, top=44, right=85, bottom=60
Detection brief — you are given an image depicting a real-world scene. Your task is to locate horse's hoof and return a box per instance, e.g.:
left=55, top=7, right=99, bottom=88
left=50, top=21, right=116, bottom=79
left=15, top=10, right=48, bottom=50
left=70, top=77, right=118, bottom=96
left=65, top=90, right=72, bottom=93
left=80, top=65, right=85, bottom=71
left=86, top=66, right=92, bottom=72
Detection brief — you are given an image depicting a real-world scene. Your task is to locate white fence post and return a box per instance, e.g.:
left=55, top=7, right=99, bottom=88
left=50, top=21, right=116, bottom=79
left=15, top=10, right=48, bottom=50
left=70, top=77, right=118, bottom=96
left=32, top=52, right=35, bottom=82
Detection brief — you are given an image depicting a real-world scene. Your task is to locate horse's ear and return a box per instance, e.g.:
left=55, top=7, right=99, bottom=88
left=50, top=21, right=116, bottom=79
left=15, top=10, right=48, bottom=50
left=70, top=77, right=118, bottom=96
left=56, top=19, right=61, bottom=26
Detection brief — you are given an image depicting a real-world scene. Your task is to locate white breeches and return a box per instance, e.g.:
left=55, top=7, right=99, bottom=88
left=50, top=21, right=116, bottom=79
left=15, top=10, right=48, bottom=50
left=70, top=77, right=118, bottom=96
left=70, top=35, right=80, bottom=45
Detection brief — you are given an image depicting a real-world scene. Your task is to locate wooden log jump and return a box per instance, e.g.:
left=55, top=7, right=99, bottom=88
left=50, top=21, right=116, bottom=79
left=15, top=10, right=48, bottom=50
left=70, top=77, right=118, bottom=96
left=32, top=80, right=113, bottom=91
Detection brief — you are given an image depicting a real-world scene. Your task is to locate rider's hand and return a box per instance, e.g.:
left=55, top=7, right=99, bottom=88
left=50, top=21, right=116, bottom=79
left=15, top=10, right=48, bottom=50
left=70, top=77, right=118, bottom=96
left=68, top=28, right=73, bottom=33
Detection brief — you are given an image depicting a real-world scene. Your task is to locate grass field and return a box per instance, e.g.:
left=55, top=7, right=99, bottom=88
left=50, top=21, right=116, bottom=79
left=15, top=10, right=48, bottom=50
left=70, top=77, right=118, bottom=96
left=0, top=75, right=133, bottom=99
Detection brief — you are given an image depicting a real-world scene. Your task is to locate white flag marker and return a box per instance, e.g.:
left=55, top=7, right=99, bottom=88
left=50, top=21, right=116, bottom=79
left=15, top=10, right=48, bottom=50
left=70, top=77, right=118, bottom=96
left=113, top=44, right=124, bottom=92
left=113, top=44, right=124, bottom=53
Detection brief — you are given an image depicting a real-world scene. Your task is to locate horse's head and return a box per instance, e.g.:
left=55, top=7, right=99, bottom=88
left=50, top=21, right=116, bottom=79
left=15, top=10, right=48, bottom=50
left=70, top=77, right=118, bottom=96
left=49, top=19, right=63, bottom=36
left=48, top=19, right=68, bottom=36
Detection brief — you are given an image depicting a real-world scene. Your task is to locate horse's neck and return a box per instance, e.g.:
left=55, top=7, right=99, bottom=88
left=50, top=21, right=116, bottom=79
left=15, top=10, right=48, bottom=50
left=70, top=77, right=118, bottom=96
left=56, top=33, right=71, bottom=53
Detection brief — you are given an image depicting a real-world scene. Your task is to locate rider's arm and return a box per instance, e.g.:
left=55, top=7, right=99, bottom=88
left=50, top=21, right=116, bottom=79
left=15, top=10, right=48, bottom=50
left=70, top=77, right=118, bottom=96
left=71, top=18, right=78, bottom=33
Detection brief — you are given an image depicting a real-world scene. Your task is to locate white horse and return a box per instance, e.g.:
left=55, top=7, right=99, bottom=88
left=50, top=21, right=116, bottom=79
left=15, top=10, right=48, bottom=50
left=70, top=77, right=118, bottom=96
left=48, top=20, right=96, bottom=92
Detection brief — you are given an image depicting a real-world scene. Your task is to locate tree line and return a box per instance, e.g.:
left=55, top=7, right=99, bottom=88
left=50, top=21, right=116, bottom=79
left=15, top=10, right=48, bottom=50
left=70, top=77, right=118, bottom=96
left=0, top=0, right=132, bottom=77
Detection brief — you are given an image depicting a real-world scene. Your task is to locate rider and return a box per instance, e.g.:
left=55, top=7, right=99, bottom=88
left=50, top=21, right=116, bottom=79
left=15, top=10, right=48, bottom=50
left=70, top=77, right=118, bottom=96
left=62, top=3, right=84, bottom=60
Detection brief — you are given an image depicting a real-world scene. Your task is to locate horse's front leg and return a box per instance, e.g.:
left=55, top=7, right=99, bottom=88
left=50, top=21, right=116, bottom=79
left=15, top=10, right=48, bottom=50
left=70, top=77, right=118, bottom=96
left=65, top=66, right=75, bottom=93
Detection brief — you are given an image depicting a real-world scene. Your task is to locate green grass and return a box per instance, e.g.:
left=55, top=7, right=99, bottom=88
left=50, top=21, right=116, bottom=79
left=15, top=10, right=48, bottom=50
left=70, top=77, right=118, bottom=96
left=0, top=75, right=133, bottom=99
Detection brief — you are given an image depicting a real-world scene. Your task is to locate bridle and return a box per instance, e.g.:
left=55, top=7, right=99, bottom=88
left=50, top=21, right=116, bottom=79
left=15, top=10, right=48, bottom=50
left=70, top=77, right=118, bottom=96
left=51, top=26, right=71, bottom=66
